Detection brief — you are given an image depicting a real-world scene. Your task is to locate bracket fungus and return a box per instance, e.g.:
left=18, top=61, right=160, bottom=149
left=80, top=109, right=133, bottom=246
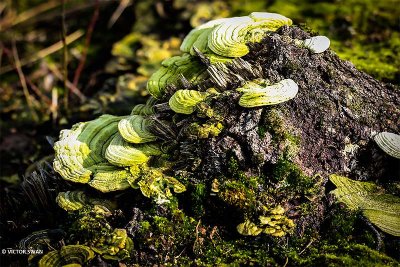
left=330, top=175, right=400, bottom=236
left=118, top=115, right=157, bottom=144
left=19, top=229, right=65, bottom=251
left=169, top=89, right=209, bottom=114
left=301, top=35, right=330, bottom=54
left=53, top=115, right=121, bottom=184
left=182, top=12, right=292, bottom=58
left=38, top=245, right=95, bottom=267
left=237, top=205, right=295, bottom=237
left=146, top=54, right=207, bottom=99
left=374, top=132, right=400, bottom=159
left=131, top=97, right=157, bottom=116
left=56, top=191, right=116, bottom=212
left=238, top=79, right=299, bottom=108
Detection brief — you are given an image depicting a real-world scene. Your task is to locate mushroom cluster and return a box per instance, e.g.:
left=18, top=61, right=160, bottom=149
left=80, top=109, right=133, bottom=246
left=54, top=12, right=323, bottom=203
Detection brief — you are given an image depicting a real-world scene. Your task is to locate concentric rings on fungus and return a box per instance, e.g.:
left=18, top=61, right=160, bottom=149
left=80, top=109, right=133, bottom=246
left=53, top=115, right=121, bottom=183
left=105, top=134, right=162, bottom=167
left=374, top=132, right=400, bottom=159
left=169, top=89, right=209, bottom=114
left=118, top=115, right=157, bottom=144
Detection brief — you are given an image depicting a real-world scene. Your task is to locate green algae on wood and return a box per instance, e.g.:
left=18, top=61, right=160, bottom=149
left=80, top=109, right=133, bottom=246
left=330, top=174, right=400, bottom=236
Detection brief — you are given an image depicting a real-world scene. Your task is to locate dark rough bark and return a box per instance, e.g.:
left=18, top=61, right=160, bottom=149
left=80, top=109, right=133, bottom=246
left=176, top=26, right=399, bottom=182
left=158, top=26, right=400, bottom=239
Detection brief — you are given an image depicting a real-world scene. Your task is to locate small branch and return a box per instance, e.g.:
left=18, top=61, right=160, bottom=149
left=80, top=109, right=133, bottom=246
left=25, top=78, right=52, bottom=106
left=0, top=30, right=84, bottom=75
left=362, top=215, right=382, bottom=251
left=11, top=40, right=39, bottom=122
left=0, top=1, right=59, bottom=31
left=47, top=64, right=86, bottom=102
left=72, top=0, right=99, bottom=88
left=298, top=238, right=315, bottom=255
left=107, top=0, right=132, bottom=28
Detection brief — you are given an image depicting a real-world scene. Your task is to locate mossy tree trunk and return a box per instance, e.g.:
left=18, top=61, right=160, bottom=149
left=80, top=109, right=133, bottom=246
left=166, top=26, right=399, bottom=235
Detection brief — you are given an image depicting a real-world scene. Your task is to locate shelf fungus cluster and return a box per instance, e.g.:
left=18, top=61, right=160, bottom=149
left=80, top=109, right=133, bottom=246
left=237, top=205, right=295, bottom=237
left=53, top=12, right=313, bottom=202
left=53, top=113, right=185, bottom=202
left=330, top=175, right=400, bottom=236
left=50, top=13, right=338, bottom=264
left=56, top=190, right=116, bottom=212
left=147, top=12, right=297, bottom=101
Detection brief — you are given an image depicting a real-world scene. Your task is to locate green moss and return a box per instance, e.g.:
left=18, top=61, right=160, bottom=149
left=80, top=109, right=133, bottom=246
left=268, top=0, right=400, bottom=83
left=301, top=244, right=399, bottom=267
left=263, top=109, right=301, bottom=160
left=190, top=183, right=207, bottom=217
left=272, top=158, right=320, bottom=196
left=218, top=180, right=257, bottom=210
left=139, top=220, right=151, bottom=234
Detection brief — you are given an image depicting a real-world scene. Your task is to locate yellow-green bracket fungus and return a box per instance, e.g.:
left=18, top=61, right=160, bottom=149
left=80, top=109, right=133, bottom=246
left=118, top=115, right=157, bottom=144
left=330, top=174, right=400, bottom=237
left=237, top=79, right=299, bottom=108
left=169, top=89, right=210, bottom=114
left=237, top=205, right=295, bottom=237
left=38, top=245, right=95, bottom=267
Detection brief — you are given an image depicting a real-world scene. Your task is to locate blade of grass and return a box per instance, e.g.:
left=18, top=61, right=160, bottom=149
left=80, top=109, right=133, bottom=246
left=108, top=0, right=132, bottom=28
left=12, top=1, right=60, bottom=27
left=12, top=40, right=39, bottom=122
left=0, top=30, right=84, bottom=75
left=47, top=63, right=86, bottom=102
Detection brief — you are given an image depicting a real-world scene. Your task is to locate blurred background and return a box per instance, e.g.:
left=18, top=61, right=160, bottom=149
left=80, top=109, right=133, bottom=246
left=0, top=0, right=399, bottom=189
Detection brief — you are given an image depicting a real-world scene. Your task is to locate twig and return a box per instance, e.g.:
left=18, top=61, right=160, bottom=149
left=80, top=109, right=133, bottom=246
left=25, top=78, right=52, bottom=105
left=47, top=63, right=86, bottom=102
left=51, top=86, right=58, bottom=122
left=108, top=0, right=132, bottom=28
left=72, top=0, right=99, bottom=88
left=11, top=40, right=39, bottom=122
left=283, top=257, right=289, bottom=267
left=298, top=238, right=314, bottom=255
left=0, top=1, right=59, bottom=31
left=0, top=30, right=84, bottom=75
left=61, top=0, right=68, bottom=110
left=13, top=1, right=59, bottom=28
